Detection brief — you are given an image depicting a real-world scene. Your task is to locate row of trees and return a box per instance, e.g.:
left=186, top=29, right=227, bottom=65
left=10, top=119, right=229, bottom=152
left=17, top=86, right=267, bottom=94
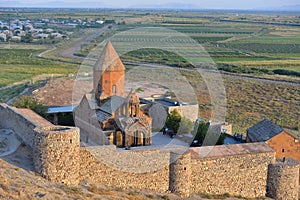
left=165, top=109, right=225, bottom=146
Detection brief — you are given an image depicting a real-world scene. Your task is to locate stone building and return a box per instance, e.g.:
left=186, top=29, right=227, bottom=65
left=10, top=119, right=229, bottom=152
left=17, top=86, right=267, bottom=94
left=246, top=119, right=300, bottom=183
left=74, top=41, right=152, bottom=147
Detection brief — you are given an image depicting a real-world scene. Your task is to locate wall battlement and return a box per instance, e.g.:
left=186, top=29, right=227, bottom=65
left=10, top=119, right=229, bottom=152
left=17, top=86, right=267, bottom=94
left=0, top=103, right=298, bottom=199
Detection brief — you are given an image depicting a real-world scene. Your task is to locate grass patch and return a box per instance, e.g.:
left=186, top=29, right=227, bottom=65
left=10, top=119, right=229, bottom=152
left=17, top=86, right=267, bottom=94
left=59, top=185, right=83, bottom=195
left=86, top=184, right=116, bottom=195
left=128, top=190, right=140, bottom=196
left=146, top=194, right=155, bottom=199
left=160, top=194, right=170, bottom=200
left=0, top=84, right=28, bottom=103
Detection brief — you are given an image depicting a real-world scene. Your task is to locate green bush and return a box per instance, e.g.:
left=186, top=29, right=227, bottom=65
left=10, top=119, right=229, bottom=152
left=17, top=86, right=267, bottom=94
left=12, top=96, right=47, bottom=117
left=165, top=109, right=181, bottom=133
left=273, top=69, right=300, bottom=77
left=193, top=122, right=225, bottom=146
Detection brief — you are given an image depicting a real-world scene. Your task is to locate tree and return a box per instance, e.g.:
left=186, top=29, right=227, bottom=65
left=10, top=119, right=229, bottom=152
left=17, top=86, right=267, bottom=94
left=12, top=96, right=47, bottom=118
left=21, top=33, right=32, bottom=43
left=205, top=132, right=226, bottom=146
left=178, top=117, right=193, bottom=134
left=165, top=109, right=181, bottom=133
left=194, top=121, right=210, bottom=144
left=193, top=121, right=225, bottom=146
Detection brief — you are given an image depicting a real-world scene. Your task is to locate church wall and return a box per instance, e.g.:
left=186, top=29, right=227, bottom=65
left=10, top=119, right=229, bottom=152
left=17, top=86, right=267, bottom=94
left=74, top=98, right=109, bottom=145
left=190, top=151, right=276, bottom=198
left=78, top=144, right=280, bottom=198
left=101, top=71, right=124, bottom=97
left=79, top=146, right=170, bottom=193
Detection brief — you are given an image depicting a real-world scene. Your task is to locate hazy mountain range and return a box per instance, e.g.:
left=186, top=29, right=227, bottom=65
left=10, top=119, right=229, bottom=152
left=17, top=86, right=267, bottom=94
left=1, top=0, right=300, bottom=11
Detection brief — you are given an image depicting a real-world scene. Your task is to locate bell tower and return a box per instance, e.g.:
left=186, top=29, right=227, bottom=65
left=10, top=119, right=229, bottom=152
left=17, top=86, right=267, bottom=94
left=93, top=41, right=125, bottom=105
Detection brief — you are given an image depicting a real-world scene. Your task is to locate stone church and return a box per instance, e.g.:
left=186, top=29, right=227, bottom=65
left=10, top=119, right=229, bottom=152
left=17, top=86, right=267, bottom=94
left=74, top=41, right=152, bottom=147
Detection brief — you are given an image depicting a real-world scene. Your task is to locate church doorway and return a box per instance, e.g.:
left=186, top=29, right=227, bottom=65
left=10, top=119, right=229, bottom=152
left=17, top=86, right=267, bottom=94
left=134, top=131, right=145, bottom=146
left=115, top=131, right=123, bottom=147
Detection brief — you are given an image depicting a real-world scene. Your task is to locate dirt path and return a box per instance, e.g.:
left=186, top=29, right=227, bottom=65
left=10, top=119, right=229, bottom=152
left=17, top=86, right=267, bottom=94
left=59, top=25, right=110, bottom=59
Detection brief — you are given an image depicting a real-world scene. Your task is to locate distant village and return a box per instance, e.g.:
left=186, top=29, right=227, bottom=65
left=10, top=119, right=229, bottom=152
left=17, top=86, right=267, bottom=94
left=0, top=17, right=112, bottom=43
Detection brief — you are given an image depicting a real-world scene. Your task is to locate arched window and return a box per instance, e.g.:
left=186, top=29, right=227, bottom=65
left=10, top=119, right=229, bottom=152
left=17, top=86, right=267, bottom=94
left=113, top=84, right=116, bottom=94
left=116, top=131, right=123, bottom=147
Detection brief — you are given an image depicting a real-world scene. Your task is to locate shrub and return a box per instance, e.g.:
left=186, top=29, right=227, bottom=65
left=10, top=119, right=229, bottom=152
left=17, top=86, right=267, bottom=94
left=12, top=96, right=47, bottom=117
left=165, top=109, right=181, bottom=133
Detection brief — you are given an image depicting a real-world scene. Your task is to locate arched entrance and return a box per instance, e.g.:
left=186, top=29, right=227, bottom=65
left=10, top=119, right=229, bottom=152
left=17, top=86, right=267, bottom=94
left=134, top=131, right=145, bottom=146
left=115, top=131, right=123, bottom=147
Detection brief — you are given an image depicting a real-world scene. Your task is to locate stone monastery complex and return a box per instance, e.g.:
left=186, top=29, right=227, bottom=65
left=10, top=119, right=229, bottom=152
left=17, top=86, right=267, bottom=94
left=0, top=41, right=299, bottom=199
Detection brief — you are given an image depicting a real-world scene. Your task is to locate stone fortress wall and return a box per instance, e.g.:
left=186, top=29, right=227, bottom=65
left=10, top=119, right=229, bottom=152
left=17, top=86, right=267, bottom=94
left=0, top=103, right=80, bottom=185
left=0, top=103, right=298, bottom=199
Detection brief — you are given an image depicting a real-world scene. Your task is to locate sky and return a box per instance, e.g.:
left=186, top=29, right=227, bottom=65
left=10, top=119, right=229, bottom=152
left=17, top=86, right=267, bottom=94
left=1, top=0, right=300, bottom=10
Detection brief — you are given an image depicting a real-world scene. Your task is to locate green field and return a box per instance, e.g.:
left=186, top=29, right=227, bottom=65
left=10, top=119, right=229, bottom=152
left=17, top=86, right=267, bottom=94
left=0, top=48, right=78, bottom=87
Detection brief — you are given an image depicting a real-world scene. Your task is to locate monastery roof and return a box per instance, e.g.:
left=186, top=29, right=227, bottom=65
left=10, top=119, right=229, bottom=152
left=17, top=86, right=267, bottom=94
left=99, top=95, right=125, bottom=114
left=283, top=129, right=300, bottom=139
left=96, top=95, right=125, bottom=122
left=94, top=41, right=125, bottom=72
left=190, top=142, right=275, bottom=159
left=96, top=111, right=112, bottom=122
left=246, top=119, right=283, bottom=142
left=85, top=93, right=100, bottom=110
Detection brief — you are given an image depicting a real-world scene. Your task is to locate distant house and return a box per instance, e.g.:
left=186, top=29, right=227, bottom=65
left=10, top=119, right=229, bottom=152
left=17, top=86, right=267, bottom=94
left=96, top=20, right=104, bottom=24
left=11, top=36, right=21, bottom=42
left=246, top=119, right=300, bottom=183
left=37, top=33, right=49, bottom=39
left=140, top=96, right=198, bottom=123
left=246, top=119, right=283, bottom=143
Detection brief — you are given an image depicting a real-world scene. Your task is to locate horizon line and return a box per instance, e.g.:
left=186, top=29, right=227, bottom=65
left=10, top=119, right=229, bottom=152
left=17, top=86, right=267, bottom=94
left=0, top=7, right=299, bottom=12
